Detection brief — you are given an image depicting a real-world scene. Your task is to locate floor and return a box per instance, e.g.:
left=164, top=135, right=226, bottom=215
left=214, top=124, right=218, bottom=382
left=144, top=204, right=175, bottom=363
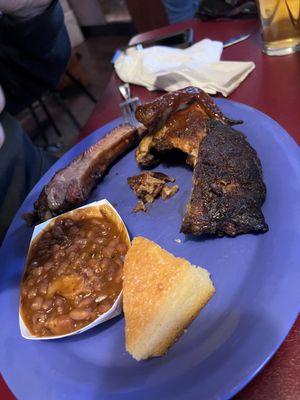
left=18, top=35, right=130, bottom=156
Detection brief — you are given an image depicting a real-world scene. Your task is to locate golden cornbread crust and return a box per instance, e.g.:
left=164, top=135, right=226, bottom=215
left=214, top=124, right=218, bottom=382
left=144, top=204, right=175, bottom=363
left=123, top=237, right=215, bottom=361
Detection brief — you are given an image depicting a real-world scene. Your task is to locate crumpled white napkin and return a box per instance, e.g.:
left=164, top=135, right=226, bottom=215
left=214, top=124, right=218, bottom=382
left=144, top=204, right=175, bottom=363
left=114, top=39, right=255, bottom=97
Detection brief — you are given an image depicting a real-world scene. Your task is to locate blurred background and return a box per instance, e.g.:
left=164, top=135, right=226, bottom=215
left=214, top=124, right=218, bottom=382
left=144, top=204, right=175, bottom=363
left=19, top=0, right=170, bottom=154
left=19, top=0, right=257, bottom=155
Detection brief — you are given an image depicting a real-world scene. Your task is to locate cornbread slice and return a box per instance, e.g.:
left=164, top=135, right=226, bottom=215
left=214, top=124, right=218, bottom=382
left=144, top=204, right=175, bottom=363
left=123, top=237, right=215, bottom=361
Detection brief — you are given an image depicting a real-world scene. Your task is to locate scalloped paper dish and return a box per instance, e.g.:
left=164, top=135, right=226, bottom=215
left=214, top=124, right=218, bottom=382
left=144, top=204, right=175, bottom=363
left=19, top=199, right=130, bottom=340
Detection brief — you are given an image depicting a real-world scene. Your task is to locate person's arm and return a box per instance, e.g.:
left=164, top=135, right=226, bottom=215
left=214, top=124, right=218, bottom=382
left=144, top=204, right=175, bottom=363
left=0, top=0, right=51, bottom=18
left=0, top=85, right=4, bottom=148
left=0, top=0, right=71, bottom=112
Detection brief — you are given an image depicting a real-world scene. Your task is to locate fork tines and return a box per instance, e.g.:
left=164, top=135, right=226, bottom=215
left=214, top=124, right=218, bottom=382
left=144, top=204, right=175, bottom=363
left=120, top=97, right=141, bottom=127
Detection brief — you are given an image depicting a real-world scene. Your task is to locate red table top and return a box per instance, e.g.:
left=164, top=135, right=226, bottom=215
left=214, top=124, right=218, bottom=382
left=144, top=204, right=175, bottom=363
left=1, top=18, right=299, bottom=400
left=81, top=18, right=300, bottom=145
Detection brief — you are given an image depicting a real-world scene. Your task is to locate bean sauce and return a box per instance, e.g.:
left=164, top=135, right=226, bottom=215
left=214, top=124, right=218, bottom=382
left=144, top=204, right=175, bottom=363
left=20, top=213, right=129, bottom=336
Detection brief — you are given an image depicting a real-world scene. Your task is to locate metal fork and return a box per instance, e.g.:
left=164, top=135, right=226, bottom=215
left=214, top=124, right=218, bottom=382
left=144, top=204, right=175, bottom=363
left=118, top=83, right=141, bottom=127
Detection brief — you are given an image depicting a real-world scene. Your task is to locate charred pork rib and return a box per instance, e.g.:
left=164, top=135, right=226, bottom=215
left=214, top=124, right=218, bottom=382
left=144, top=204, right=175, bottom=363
left=181, top=120, right=268, bottom=236
left=135, top=86, right=242, bottom=167
left=26, top=124, right=141, bottom=224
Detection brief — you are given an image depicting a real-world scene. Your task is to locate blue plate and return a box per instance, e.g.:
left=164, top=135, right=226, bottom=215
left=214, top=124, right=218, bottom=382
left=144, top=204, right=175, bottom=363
left=0, top=100, right=299, bottom=400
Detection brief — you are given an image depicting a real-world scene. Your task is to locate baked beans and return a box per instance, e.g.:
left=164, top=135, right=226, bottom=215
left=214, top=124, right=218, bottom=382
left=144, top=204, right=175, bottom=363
left=20, top=214, right=129, bottom=337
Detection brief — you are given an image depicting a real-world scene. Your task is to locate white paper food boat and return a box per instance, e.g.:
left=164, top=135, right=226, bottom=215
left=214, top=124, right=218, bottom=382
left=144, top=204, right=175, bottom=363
left=19, top=199, right=130, bottom=340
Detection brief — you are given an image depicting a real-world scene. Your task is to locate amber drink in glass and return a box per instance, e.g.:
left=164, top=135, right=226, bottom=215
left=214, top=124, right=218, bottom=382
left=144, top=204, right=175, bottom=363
left=257, top=0, right=300, bottom=55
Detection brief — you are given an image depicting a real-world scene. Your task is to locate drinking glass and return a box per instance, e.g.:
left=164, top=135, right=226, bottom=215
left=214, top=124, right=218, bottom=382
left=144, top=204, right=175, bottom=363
left=256, top=0, right=300, bottom=55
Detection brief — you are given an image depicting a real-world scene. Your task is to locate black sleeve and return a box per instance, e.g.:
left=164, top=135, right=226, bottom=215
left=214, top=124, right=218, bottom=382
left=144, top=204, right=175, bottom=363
left=0, top=112, right=56, bottom=243
left=0, top=0, right=71, bottom=113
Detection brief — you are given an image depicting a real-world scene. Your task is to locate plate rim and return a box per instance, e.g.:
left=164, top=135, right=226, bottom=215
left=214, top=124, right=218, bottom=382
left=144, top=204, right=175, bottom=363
left=0, top=99, right=299, bottom=400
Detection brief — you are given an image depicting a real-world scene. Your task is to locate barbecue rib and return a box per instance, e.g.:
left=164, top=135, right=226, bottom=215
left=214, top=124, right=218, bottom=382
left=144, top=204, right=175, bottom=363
left=26, top=124, right=141, bottom=224
left=181, top=120, right=268, bottom=236
left=135, top=87, right=242, bottom=167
